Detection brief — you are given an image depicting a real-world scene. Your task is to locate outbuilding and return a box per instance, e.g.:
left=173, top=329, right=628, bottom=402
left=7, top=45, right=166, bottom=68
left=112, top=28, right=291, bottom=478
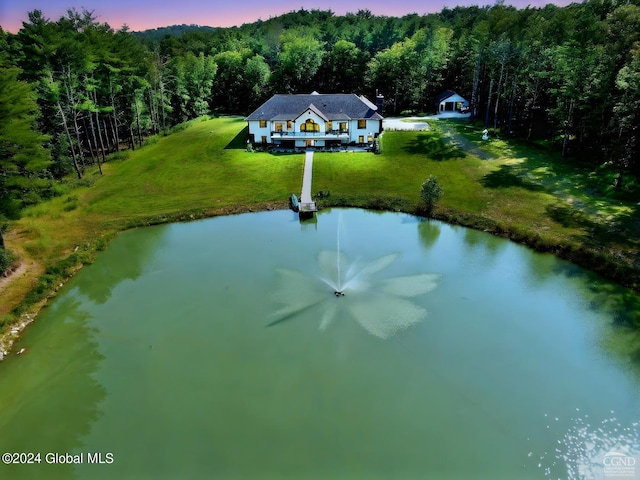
left=436, top=90, right=469, bottom=112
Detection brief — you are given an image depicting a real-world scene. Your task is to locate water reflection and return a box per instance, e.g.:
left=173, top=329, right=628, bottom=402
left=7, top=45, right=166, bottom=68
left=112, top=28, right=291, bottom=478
left=75, top=226, right=165, bottom=304
left=270, top=250, right=441, bottom=339
left=0, top=295, right=105, bottom=480
left=417, top=218, right=441, bottom=249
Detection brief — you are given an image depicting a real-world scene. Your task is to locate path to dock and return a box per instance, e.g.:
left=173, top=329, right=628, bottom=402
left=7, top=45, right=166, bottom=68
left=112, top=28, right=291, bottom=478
left=299, top=150, right=317, bottom=213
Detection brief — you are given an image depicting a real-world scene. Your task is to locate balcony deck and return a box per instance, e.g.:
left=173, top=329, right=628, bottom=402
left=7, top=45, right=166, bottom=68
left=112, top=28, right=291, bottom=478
left=271, top=130, right=349, bottom=141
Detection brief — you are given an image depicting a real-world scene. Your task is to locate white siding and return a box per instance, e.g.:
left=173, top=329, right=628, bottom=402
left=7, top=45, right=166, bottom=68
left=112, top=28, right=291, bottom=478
left=350, top=119, right=380, bottom=143
left=248, top=120, right=271, bottom=142
left=294, top=110, right=326, bottom=133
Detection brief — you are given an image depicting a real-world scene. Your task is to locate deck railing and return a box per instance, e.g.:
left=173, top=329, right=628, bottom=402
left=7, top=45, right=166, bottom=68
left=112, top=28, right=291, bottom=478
left=271, top=130, right=349, bottom=138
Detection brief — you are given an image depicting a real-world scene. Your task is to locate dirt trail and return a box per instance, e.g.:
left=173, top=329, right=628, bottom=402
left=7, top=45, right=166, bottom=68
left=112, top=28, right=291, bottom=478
left=0, top=261, right=27, bottom=290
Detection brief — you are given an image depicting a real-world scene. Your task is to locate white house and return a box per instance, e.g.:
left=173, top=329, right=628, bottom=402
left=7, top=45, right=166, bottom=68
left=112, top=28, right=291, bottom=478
left=245, top=92, right=383, bottom=148
left=436, top=90, right=469, bottom=112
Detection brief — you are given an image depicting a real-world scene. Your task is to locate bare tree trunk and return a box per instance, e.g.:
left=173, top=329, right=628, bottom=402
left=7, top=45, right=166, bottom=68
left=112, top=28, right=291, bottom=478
left=94, top=112, right=105, bottom=174
left=109, top=118, right=118, bottom=152
left=507, top=80, right=517, bottom=135
left=159, top=82, right=167, bottom=133
left=72, top=112, right=86, bottom=168
left=562, top=98, right=575, bottom=158
left=493, top=62, right=506, bottom=132
left=485, top=78, right=494, bottom=128
left=471, top=50, right=482, bottom=121
left=527, top=88, right=539, bottom=141
left=83, top=116, right=97, bottom=164
left=129, top=124, right=136, bottom=150
left=134, top=93, right=143, bottom=147
left=103, top=119, right=112, bottom=152
left=56, top=101, right=82, bottom=179
left=148, top=89, right=158, bottom=135
left=108, top=76, right=121, bottom=151
left=64, top=67, right=86, bottom=168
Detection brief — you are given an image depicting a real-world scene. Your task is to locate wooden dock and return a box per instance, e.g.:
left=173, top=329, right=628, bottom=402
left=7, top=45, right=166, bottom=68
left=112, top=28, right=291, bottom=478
left=299, top=150, right=317, bottom=215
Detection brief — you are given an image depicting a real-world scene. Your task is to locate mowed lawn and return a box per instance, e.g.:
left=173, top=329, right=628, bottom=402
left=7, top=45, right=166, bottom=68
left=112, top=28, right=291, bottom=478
left=84, top=117, right=302, bottom=219
left=3, top=115, right=639, bottom=318
left=315, top=129, right=579, bottom=243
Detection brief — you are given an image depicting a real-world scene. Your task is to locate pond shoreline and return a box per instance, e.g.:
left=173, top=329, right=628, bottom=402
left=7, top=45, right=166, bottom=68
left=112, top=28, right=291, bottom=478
left=1, top=199, right=639, bottom=361
left=431, top=207, right=640, bottom=293
left=0, top=201, right=286, bottom=361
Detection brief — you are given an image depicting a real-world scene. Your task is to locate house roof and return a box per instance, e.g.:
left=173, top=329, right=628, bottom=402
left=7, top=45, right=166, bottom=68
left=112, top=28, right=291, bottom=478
left=245, top=93, right=383, bottom=122
left=299, top=103, right=329, bottom=122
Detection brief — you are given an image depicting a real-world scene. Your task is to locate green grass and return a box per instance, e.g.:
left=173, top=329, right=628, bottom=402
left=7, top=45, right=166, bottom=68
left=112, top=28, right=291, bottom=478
left=314, top=131, right=484, bottom=211
left=1, top=114, right=639, bottom=329
left=84, top=118, right=302, bottom=220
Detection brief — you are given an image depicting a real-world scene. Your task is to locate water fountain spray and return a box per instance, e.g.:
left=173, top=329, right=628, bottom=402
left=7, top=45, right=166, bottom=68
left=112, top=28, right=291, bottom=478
left=269, top=211, right=441, bottom=338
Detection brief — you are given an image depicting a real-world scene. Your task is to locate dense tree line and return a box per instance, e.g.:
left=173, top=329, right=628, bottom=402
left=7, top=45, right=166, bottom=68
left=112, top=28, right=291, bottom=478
left=1, top=1, right=639, bottom=226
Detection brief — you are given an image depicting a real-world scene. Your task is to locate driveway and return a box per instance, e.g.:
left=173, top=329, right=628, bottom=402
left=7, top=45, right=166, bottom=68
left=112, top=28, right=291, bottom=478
left=382, top=113, right=471, bottom=131
left=383, top=117, right=431, bottom=131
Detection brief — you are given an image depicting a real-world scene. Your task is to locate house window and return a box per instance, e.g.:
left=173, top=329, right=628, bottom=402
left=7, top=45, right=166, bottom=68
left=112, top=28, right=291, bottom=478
left=259, top=120, right=267, bottom=128
left=339, top=122, right=347, bottom=132
left=275, top=123, right=283, bottom=132
left=287, top=121, right=292, bottom=130
left=261, top=136, right=267, bottom=144
left=358, top=119, right=366, bottom=129
left=358, top=135, right=364, bottom=144
left=367, top=135, right=373, bottom=143
left=326, top=121, right=332, bottom=131
left=301, top=119, right=319, bottom=132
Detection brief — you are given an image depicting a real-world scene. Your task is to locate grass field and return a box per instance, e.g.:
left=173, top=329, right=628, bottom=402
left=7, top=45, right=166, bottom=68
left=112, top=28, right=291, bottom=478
left=1, top=115, right=639, bottom=334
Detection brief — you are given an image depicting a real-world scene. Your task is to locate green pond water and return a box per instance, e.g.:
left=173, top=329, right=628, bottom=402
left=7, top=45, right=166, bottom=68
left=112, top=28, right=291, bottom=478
left=1, top=208, right=639, bottom=480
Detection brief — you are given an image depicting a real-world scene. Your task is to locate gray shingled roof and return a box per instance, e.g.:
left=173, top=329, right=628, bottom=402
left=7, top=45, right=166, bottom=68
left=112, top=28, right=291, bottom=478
left=245, top=93, right=383, bottom=121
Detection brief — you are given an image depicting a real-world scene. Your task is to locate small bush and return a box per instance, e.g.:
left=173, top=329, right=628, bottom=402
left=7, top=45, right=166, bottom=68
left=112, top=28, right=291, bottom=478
left=420, top=176, right=444, bottom=215
left=0, top=248, right=18, bottom=275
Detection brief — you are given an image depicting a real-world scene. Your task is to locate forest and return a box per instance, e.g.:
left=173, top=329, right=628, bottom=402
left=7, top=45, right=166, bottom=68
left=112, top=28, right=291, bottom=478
left=0, top=0, right=639, bottom=232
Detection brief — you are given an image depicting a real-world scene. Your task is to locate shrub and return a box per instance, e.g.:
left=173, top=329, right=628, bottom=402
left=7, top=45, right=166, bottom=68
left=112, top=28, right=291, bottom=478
left=420, top=176, right=444, bottom=215
left=0, top=248, right=18, bottom=275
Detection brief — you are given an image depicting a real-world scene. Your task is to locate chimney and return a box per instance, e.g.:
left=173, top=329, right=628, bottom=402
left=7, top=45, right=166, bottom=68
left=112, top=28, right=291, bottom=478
left=376, top=93, right=384, bottom=114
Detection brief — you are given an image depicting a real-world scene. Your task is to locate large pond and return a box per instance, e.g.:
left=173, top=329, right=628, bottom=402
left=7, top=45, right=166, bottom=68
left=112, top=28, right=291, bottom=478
left=1, top=208, right=639, bottom=480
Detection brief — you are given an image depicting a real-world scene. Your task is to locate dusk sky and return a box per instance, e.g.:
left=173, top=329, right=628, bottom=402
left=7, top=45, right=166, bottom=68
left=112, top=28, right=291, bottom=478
left=1, top=0, right=575, bottom=33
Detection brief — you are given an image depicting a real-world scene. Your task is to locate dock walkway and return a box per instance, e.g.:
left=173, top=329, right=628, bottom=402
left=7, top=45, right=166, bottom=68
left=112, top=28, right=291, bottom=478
left=299, top=150, right=317, bottom=213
